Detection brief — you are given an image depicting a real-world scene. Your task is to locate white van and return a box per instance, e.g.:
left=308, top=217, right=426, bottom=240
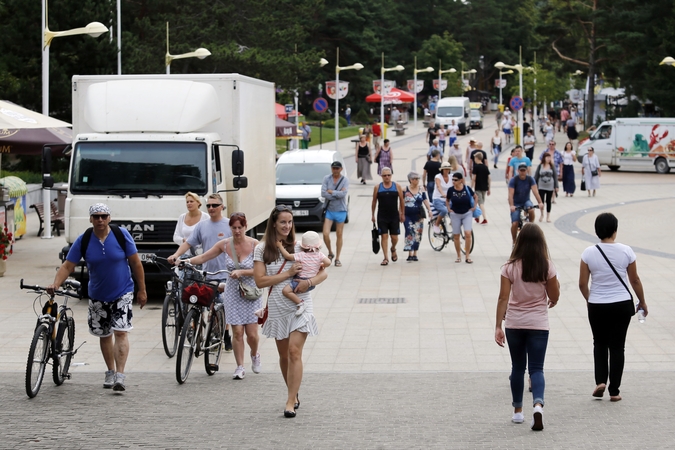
left=435, top=97, right=471, bottom=134
left=578, top=118, right=675, bottom=174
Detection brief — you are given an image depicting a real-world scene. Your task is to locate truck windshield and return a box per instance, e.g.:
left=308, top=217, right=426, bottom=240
left=436, top=106, right=464, bottom=118
left=71, top=142, right=208, bottom=195
left=276, top=163, right=331, bottom=185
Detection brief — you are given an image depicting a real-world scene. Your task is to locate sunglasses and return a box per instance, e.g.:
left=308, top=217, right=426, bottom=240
left=92, top=214, right=109, bottom=220
left=206, top=203, right=222, bottom=208
left=275, top=205, right=292, bottom=212
left=382, top=174, right=392, bottom=177
left=452, top=179, right=460, bottom=182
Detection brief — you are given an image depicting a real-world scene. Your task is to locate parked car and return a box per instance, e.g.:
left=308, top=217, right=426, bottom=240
left=469, top=109, right=484, bottom=129
left=275, top=149, right=349, bottom=228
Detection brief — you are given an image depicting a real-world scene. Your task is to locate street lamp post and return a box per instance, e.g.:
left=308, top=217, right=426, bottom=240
left=41, top=0, right=107, bottom=238
left=437, top=59, right=456, bottom=102
left=332, top=48, right=363, bottom=152
left=165, top=22, right=211, bottom=74
left=413, top=56, right=433, bottom=129
left=380, top=53, right=404, bottom=139
left=461, top=62, right=477, bottom=96
left=498, top=69, right=513, bottom=106
left=495, top=61, right=525, bottom=146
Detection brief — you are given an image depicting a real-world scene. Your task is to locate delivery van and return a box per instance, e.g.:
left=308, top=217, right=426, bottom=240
left=435, top=97, right=471, bottom=134
left=578, top=118, right=675, bottom=173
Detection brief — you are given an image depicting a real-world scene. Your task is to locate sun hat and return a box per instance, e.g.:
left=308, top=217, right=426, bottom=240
left=440, top=162, right=452, bottom=170
left=301, top=231, right=322, bottom=252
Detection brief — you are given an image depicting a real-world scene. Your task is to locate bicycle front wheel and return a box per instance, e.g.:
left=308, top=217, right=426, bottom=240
left=176, top=308, right=199, bottom=384
left=161, top=293, right=180, bottom=358
left=53, top=316, right=75, bottom=386
left=428, top=219, right=447, bottom=251
left=204, top=307, right=225, bottom=376
left=26, top=324, right=50, bottom=398
left=459, top=229, right=475, bottom=255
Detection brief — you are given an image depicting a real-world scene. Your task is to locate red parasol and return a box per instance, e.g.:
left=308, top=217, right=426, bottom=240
left=365, top=88, right=416, bottom=104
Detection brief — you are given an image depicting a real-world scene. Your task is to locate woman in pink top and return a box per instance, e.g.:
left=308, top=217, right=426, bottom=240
left=495, top=223, right=560, bottom=431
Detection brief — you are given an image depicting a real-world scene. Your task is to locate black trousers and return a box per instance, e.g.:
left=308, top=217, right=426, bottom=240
left=539, top=189, right=553, bottom=213
left=587, top=300, right=635, bottom=396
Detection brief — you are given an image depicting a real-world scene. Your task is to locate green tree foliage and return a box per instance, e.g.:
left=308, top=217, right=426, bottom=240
left=415, top=32, right=465, bottom=98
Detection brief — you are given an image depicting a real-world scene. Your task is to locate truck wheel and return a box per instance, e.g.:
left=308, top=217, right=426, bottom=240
left=607, top=165, right=620, bottom=172
left=654, top=158, right=670, bottom=174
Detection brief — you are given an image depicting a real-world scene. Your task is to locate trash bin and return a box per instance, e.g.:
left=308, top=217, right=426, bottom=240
left=498, top=104, right=505, bottom=113
left=382, top=123, right=389, bottom=140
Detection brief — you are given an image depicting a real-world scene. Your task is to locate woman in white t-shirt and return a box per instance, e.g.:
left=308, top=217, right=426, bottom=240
left=495, top=223, right=559, bottom=430
left=431, top=162, right=454, bottom=234
left=579, top=213, right=648, bottom=402
left=491, top=129, right=503, bottom=169
left=173, top=192, right=209, bottom=255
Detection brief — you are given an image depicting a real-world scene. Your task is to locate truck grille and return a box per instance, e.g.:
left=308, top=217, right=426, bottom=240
left=111, top=220, right=177, bottom=243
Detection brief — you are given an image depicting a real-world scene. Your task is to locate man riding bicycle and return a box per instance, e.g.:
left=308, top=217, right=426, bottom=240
left=508, top=163, right=544, bottom=244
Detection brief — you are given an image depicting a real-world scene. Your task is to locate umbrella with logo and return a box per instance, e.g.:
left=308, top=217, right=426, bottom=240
left=0, top=100, right=72, bottom=156
left=276, top=116, right=299, bottom=137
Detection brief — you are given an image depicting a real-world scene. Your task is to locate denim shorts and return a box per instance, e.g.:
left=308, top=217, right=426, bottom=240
left=290, top=277, right=316, bottom=292
left=433, top=198, right=448, bottom=217
left=510, top=200, right=534, bottom=222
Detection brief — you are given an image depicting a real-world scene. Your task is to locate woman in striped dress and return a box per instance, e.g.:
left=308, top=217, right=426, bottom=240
left=253, top=205, right=327, bottom=418
left=374, top=139, right=394, bottom=175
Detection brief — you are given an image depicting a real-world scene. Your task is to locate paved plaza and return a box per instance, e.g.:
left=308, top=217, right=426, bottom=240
left=1, top=117, right=674, bottom=448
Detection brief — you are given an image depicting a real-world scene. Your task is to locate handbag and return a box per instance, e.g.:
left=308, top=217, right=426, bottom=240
left=229, top=239, right=263, bottom=301
left=371, top=225, right=381, bottom=254
left=464, top=185, right=482, bottom=218
left=591, top=169, right=598, bottom=176
left=595, top=245, right=634, bottom=302
left=581, top=179, right=586, bottom=191
left=256, top=260, right=288, bottom=325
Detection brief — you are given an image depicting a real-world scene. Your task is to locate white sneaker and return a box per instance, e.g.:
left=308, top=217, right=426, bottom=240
left=512, top=412, right=524, bottom=424
left=251, top=353, right=261, bottom=374
left=103, top=370, right=115, bottom=389
left=531, top=405, right=544, bottom=431
left=233, top=366, right=246, bottom=380
left=112, top=372, right=126, bottom=392
left=295, top=301, right=306, bottom=316
left=433, top=224, right=441, bottom=234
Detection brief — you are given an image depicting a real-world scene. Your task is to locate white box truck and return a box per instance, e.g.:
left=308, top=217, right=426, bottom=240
left=59, top=74, right=276, bottom=284
left=435, top=97, right=471, bottom=134
left=578, top=118, right=675, bottom=173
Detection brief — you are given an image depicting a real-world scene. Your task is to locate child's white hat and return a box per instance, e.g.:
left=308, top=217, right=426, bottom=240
left=301, top=231, right=322, bottom=251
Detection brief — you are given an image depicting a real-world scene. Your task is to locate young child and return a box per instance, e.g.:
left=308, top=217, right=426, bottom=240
left=276, top=231, right=331, bottom=315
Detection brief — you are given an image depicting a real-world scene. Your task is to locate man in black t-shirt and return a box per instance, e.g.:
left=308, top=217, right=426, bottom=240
left=471, top=152, right=491, bottom=224
left=423, top=149, right=442, bottom=199
left=468, top=142, right=489, bottom=174
left=427, top=120, right=439, bottom=146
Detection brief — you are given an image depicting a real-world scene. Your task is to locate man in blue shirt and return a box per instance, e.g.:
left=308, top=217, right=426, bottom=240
left=48, top=203, right=147, bottom=392
left=508, top=164, right=544, bottom=243
left=300, top=122, right=311, bottom=149
left=507, top=145, right=532, bottom=179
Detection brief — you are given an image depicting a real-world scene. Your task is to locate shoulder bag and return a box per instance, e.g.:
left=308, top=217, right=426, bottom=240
left=230, top=239, right=264, bottom=301
left=256, top=259, right=288, bottom=325
left=464, top=185, right=482, bottom=219
left=595, top=244, right=633, bottom=302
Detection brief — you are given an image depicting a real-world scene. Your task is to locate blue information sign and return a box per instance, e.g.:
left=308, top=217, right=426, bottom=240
left=510, top=96, right=524, bottom=111
left=313, top=98, right=328, bottom=113
left=284, top=104, right=294, bottom=114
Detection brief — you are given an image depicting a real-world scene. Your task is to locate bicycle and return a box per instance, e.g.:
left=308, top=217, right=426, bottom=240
left=427, top=213, right=475, bottom=254
left=20, top=278, right=84, bottom=398
left=152, top=256, right=203, bottom=358
left=174, top=260, right=228, bottom=384
left=516, top=205, right=532, bottom=230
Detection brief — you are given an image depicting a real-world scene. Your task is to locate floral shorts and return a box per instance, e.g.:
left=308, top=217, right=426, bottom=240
left=88, top=292, right=134, bottom=337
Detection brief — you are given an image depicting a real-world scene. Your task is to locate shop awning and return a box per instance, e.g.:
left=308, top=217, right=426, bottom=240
left=276, top=117, right=298, bottom=137
left=0, top=101, right=72, bottom=156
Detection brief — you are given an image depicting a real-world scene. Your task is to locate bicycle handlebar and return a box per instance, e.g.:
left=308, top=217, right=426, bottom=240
left=20, top=278, right=82, bottom=299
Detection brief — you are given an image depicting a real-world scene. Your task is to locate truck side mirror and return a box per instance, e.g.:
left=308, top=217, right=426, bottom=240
left=233, top=176, right=248, bottom=189
left=232, top=149, right=244, bottom=176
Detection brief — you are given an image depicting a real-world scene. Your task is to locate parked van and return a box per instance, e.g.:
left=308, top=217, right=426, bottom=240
left=578, top=118, right=675, bottom=173
left=435, top=97, right=471, bottom=134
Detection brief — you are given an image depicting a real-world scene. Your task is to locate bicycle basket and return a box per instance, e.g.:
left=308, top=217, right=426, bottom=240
left=181, top=277, right=218, bottom=307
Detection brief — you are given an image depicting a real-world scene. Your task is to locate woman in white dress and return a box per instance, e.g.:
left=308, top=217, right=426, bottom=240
left=172, top=192, right=209, bottom=256
left=581, top=147, right=601, bottom=197
left=253, top=205, right=327, bottom=418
